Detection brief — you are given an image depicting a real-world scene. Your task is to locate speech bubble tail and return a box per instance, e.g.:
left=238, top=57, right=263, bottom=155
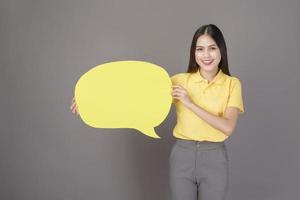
left=136, top=127, right=161, bottom=139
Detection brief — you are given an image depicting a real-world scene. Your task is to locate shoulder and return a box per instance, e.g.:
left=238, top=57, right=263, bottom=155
left=223, top=74, right=243, bottom=93
left=170, top=73, right=190, bottom=82
left=223, top=74, right=242, bottom=86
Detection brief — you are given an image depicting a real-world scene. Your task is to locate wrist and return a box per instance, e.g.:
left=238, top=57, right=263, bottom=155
left=184, top=100, right=195, bottom=109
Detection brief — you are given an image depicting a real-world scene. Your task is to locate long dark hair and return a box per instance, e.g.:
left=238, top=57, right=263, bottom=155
left=187, top=24, right=231, bottom=76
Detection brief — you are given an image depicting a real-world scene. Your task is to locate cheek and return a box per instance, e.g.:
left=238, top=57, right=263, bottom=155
left=212, top=51, right=221, bottom=62
left=195, top=52, right=201, bottom=60
left=195, top=54, right=202, bottom=66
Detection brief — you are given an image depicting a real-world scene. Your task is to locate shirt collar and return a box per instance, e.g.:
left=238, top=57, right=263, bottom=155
left=189, top=68, right=226, bottom=85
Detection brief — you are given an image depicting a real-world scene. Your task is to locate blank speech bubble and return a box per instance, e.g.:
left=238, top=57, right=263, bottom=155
left=75, top=60, right=172, bottom=138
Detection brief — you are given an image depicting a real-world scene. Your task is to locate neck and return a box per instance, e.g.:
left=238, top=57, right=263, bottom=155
left=199, top=68, right=219, bottom=83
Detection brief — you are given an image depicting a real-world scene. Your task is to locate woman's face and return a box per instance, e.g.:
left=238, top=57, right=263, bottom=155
left=195, top=34, right=221, bottom=74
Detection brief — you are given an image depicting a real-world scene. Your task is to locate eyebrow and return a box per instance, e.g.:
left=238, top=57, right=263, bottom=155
left=196, top=44, right=217, bottom=47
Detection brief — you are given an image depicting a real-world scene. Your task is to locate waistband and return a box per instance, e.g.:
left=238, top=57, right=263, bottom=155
left=174, top=138, right=225, bottom=150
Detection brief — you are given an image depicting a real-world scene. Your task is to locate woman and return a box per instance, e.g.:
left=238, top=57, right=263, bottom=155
left=70, top=24, right=244, bottom=200
left=169, top=24, right=244, bottom=200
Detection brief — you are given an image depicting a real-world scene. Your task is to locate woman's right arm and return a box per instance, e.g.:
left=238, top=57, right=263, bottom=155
left=70, top=96, right=79, bottom=115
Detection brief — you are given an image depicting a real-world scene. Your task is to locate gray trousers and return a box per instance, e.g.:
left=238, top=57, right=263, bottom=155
left=169, top=139, right=229, bottom=200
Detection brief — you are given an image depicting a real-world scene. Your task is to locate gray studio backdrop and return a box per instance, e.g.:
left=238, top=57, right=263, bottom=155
left=1, top=0, right=300, bottom=200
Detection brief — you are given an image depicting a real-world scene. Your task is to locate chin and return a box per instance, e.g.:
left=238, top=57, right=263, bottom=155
left=199, top=65, right=218, bottom=73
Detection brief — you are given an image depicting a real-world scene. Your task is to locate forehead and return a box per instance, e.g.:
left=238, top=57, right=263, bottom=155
left=196, top=35, right=217, bottom=46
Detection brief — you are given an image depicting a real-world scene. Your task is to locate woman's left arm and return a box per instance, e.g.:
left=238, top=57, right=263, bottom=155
left=172, top=85, right=240, bottom=136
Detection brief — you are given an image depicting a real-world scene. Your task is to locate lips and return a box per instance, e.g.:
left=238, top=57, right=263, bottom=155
left=201, top=59, right=214, bottom=65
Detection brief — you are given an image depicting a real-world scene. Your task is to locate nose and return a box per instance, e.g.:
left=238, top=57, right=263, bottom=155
left=203, top=49, right=210, bottom=58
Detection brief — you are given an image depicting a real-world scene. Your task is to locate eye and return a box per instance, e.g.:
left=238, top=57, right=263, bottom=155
left=210, top=47, right=217, bottom=50
left=196, top=48, right=203, bottom=51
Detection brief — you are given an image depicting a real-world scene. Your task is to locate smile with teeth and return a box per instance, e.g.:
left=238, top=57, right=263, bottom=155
left=201, top=59, right=214, bottom=65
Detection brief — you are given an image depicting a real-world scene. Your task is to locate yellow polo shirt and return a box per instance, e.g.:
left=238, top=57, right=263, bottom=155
left=171, top=69, right=244, bottom=142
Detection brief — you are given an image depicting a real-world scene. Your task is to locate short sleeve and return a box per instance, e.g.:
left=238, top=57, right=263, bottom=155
left=171, top=73, right=183, bottom=84
left=227, top=78, right=245, bottom=114
left=170, top=73, right=186, bottom=104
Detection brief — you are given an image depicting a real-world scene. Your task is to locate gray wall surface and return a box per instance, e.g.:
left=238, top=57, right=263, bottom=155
left=1, top=0, right=300, bottom=199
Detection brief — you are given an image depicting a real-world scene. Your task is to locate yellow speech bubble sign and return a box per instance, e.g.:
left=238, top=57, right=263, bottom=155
left=74, top=60, right=172, bottom=138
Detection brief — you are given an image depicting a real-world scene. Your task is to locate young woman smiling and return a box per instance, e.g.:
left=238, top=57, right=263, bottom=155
left=169, top=24, right=244, bottom=200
